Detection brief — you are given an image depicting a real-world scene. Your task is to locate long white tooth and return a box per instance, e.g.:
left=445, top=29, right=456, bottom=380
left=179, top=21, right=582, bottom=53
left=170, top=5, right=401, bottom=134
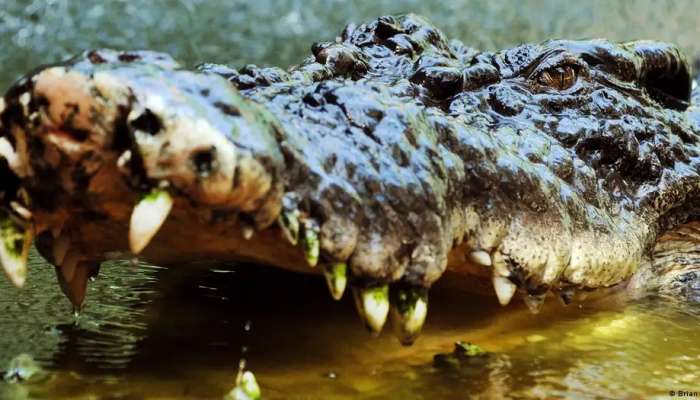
left=129, top=189, right=173, bottom=254
left=352, top=285, right=390, bottom=334
left=9, top=202, right=32, bottom=221
left=390, top=287, right=428, bottom=346
left=116, top=150, right=132, bottom=170
left=468, top=250, right=492, bottom=266
left=493, top=276, right=517, bottom=306
left=324, top=262, right=347, bottom=301
left=0, top=137, right=19, bottom=170
left=0, top=213, right=32, bottom=288
left=52, top=236, right=71, bottom=266
left=18, top=92, right=30, bottom=108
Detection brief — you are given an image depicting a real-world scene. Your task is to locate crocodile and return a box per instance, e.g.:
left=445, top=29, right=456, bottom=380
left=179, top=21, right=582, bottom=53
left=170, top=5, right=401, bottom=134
left=1, top=14, right=699, bottom=345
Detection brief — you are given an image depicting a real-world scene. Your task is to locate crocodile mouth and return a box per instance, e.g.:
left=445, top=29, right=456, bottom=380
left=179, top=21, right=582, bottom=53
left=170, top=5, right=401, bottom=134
left=1, top=15, right=700, bottom=346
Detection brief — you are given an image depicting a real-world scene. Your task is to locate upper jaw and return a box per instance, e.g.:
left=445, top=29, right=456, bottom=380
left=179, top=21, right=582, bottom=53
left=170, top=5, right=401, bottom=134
left=0, top=48, right=657, bottom=291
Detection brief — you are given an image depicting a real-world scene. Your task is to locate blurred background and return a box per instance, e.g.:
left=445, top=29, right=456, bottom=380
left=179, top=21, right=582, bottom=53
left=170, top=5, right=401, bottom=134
left=1, top=0, right=699, bottom=88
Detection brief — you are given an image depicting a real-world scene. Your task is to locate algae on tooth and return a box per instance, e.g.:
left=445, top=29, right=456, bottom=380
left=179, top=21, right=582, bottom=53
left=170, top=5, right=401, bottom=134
left=0, top=210, right=31, bottom=287
left=390, top=287, right=428, bottom=345
left=324, top=262, right=347, bottom=300
left=301, top=219, right=320, bottom=267
left=278, top=210, right=300, bottom=245
left=353, top=285, right=390, bottom=333
left=225, top=370, right=261, bottom=400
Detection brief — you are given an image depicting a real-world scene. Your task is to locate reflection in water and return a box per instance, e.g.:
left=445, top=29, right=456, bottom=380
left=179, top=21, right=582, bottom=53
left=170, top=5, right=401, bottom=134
left=0, top=251, right=698, bottom=398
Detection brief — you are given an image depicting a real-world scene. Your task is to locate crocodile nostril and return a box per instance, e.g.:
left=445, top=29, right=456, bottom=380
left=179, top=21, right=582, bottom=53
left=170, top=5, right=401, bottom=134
left=191, top=147, right=216, bottom=177
left=87, top=50, right=107, bottom=64
left=130, top=109, right=162, bottom=136
left=118, top=53, right=141, bottom=63
left=64, top=128, right=89, bottom=142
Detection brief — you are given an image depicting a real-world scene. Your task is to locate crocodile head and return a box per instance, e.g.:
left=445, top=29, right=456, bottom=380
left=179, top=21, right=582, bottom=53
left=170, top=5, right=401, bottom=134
left=1, top=14, right=699, bottom=344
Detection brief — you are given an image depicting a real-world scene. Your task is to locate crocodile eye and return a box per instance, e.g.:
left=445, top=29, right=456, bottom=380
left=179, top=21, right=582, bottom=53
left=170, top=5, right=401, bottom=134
left=536, top=65, right=577, bottom=90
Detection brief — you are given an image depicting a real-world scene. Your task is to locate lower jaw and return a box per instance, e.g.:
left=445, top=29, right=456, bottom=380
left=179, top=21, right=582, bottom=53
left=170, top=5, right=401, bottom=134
left=33, top=204, right=633, bottom=299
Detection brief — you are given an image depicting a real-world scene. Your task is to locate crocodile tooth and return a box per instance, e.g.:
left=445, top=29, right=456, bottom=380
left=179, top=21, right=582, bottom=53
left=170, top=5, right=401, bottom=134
left=0, top=212, right=32, bottom=288
left=241, top=224, right=254, bottom=240
left=116, top=150, right=132, bottom=169
left=18, top=92, right=30, bottom=109
left=52, top=236, right=71, bottom=266
left=559, top=287, right=575, bottom=305
left=301, top=219, right=320, bottom=268
left=9, top=201, right=32, bottom=221
left=492, top=276, right=517, bottom=306
left=468, top=250, right=492, bottom=266
left=55, top=261, right=94, bottom=309
left=323, top=262, right=347, bottom=300
left=492, top=254, right=511, bottom=278
left=390, top=286, right=428, bottom=346
left=277, top=210, right=300, bottom=245
left=129, top=189, right=173, bottom=254
left=523, top=292, right=547, bottom=314
left=0, top=137, right=18, bottom=170
left=352, top=285, right=390, bottom=334
left=232, top=370, right=261, bottom=400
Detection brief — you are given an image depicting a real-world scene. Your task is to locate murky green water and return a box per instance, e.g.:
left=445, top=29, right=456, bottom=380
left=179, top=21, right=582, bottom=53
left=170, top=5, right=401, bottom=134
left=2, top=1, right=700, bottom=398
left=1, top=251, right=699, bottom=399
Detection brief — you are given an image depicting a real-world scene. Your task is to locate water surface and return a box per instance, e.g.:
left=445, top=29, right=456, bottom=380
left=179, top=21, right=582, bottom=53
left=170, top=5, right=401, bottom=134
left=0, top=251, right=699, bottom=399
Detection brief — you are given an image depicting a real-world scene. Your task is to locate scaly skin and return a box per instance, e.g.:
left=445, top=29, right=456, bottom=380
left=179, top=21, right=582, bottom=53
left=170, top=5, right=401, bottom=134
left=1, top=14, right=700, bottom=344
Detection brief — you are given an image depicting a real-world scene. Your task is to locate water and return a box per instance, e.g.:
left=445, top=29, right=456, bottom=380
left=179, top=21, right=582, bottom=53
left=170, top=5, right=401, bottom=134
left=2, top=1, right=700, bottom=398
left=0, top=250, right=698, bottom=399
left=2, top=0, right=700, bottom=88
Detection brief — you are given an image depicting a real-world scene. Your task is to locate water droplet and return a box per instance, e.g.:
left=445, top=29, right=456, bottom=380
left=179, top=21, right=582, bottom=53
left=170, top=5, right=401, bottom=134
left=244, top=320, right=252, bottom=332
